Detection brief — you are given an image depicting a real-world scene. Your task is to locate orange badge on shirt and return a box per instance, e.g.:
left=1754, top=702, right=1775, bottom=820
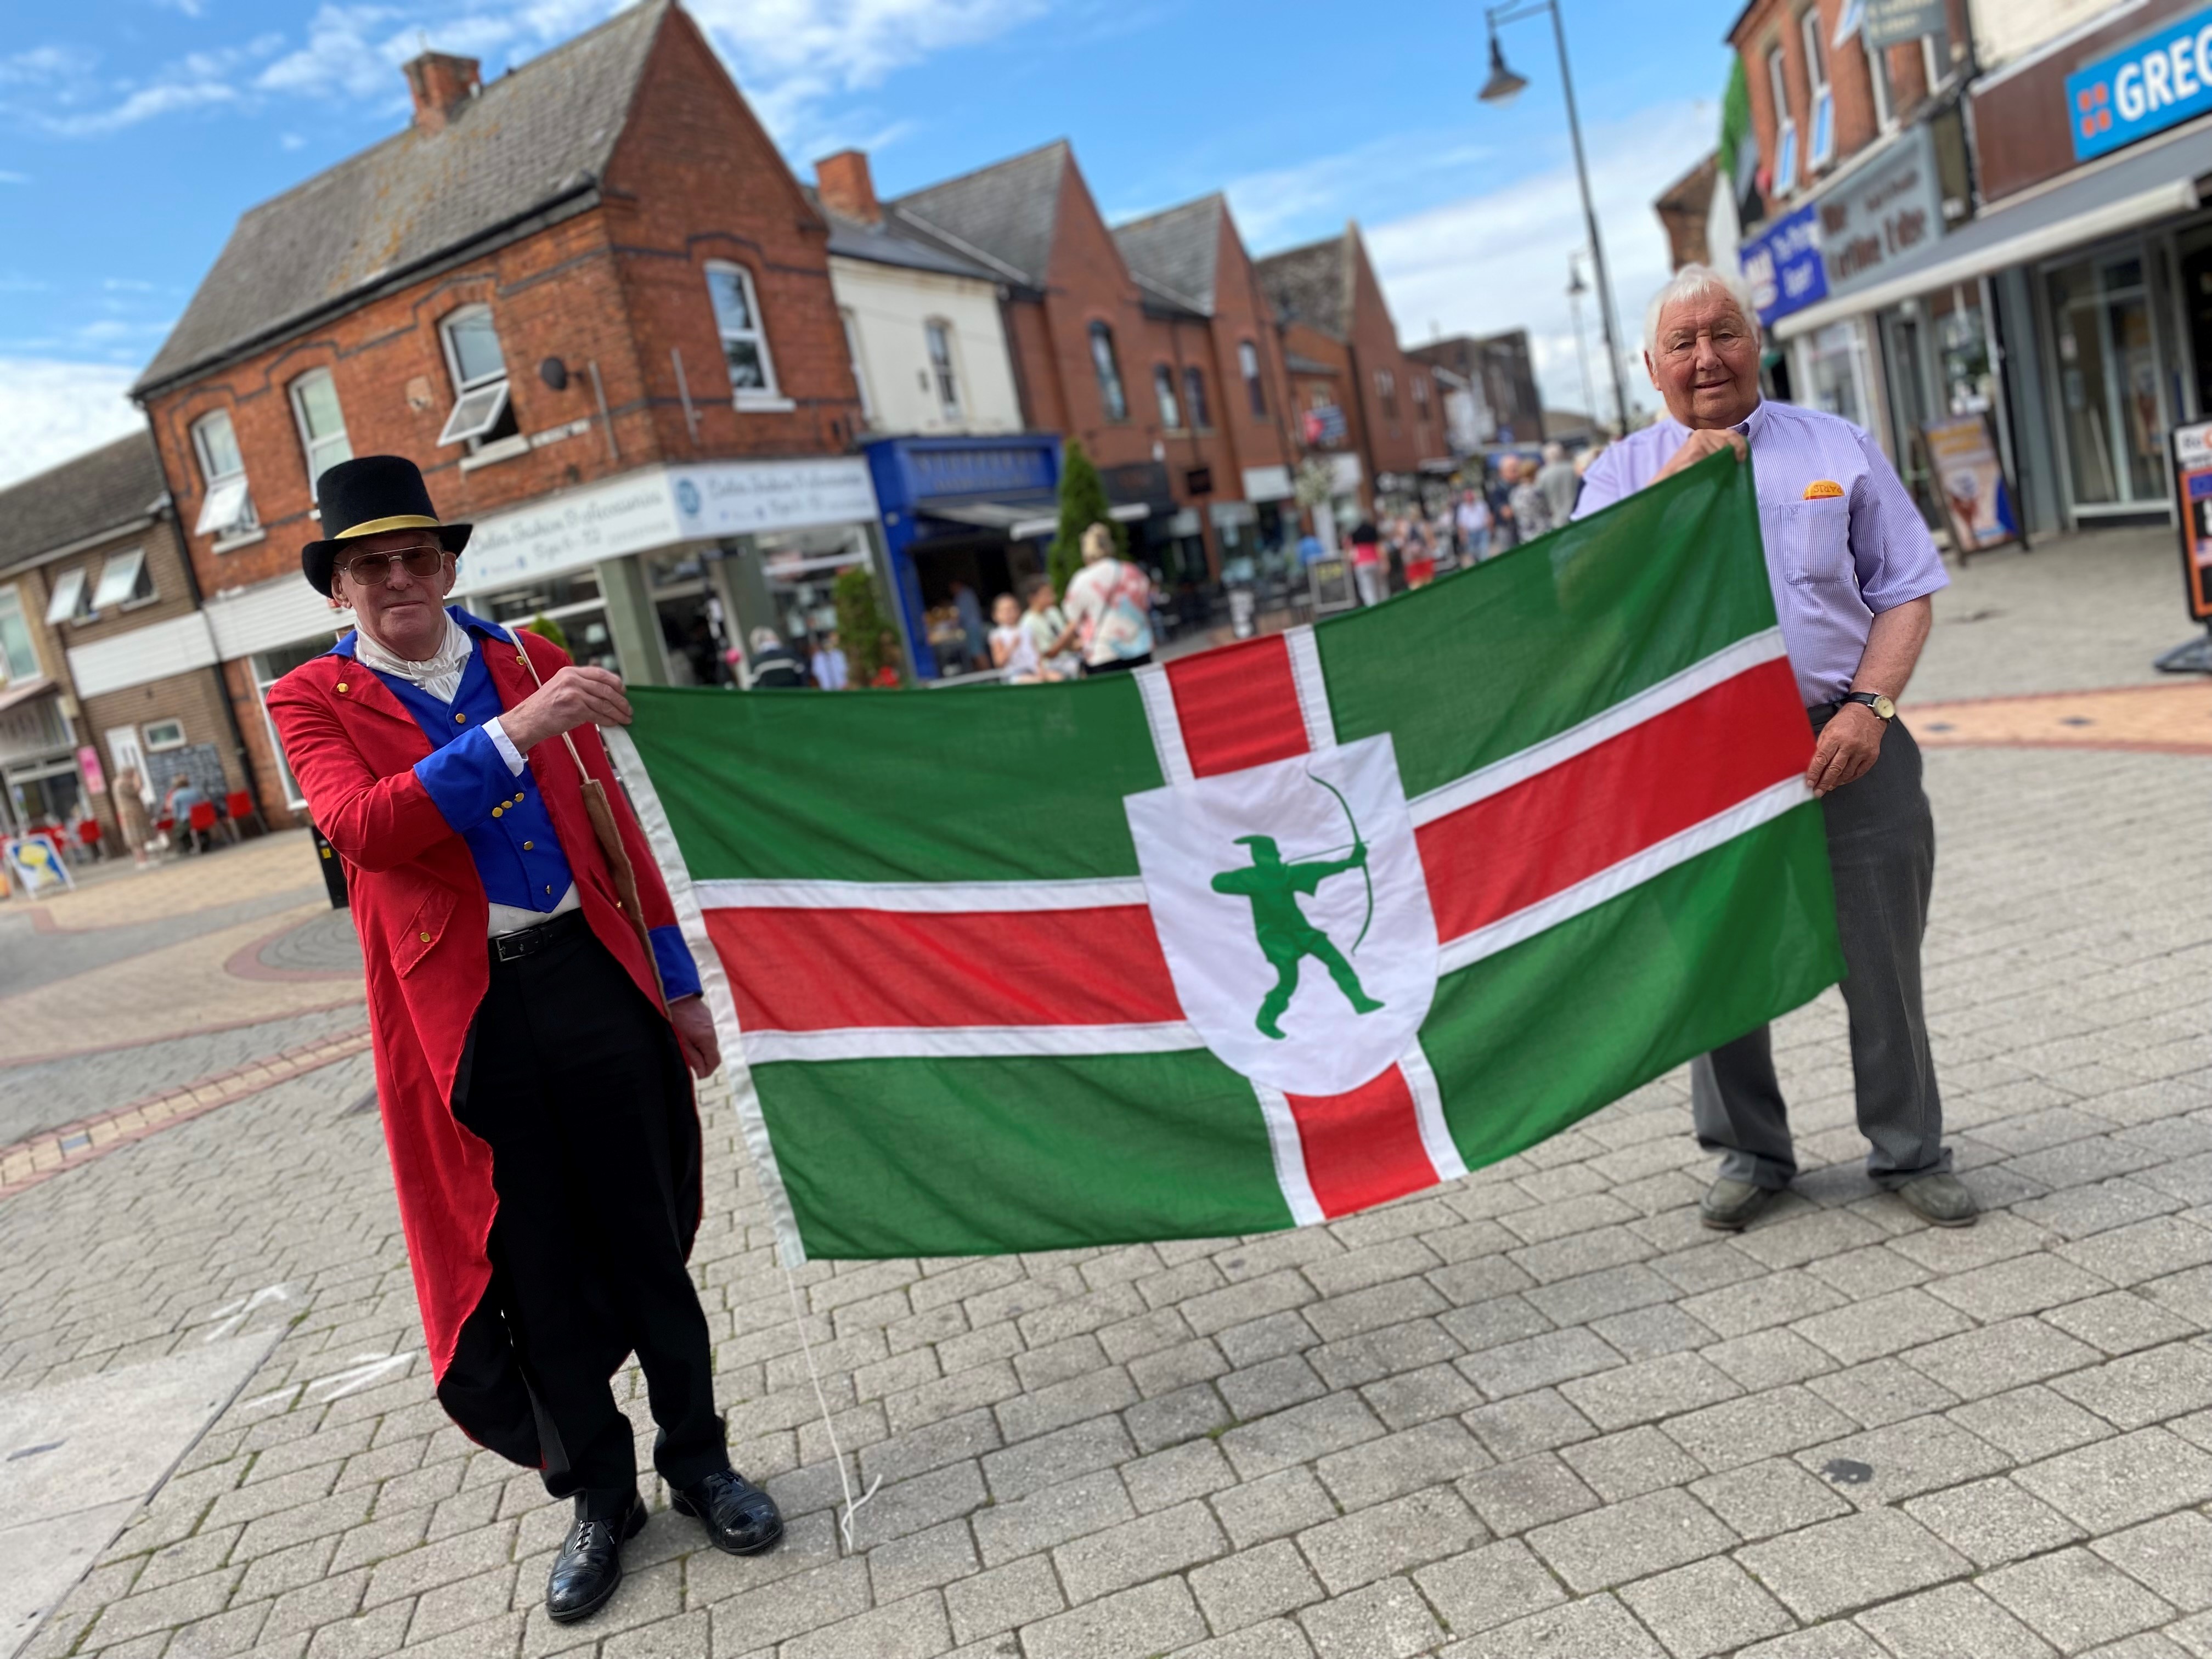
left=1803, top=479, right=1845, bottom=499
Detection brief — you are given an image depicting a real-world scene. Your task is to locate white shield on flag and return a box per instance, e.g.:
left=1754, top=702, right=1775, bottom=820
left=1124, top=733, right=1438, bottom=1096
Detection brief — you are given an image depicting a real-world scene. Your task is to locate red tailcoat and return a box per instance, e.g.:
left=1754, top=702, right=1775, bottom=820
left=267, top=627, right=701, bottom=1456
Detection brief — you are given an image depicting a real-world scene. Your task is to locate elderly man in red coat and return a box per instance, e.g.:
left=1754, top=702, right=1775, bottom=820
left=267, top=457, right=781, bottom=1624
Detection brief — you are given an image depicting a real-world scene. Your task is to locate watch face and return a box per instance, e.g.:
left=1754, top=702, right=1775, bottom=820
left=1870, top=694, right=1896, bottom=720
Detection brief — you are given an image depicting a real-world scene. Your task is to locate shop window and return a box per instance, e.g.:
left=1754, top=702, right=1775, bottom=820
left=1801, top=10, right=1833, bottom=171
left=289, top=368, right=352, bottom=486
left=143, top=718, right=187, bottom=751
left=43, top=566, right=93, bottom=626
left=437, top=306, right=520, bottom=449
left=1153, top=364, right=1182, bottom=430
left=191, top=410, right=257, bottom=541
left=1239, top=341, right=1267, bottom=417
left=704, top=262, right=782, bottom=406
left=89, top=547, right=155, bottom=611
left=1090, top=321, right=1128, bottom=422
left=1183, top=365, right=1211, bottom=430
left=0, top=585, right=37, bottom=680
left=924, top=319, right=961, bottom=418
left=1768, top=44, right=1798, bottom=197
left=841, top=308, right=874, bottom=424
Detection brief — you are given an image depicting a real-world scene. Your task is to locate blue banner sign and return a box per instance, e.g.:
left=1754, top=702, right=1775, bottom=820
left=1739, top=204, right=1827, bottom=328
left=2067, top=6, right=2212, bottom=162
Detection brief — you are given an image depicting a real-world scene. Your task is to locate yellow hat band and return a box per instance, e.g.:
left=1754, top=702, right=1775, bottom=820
left=336, top=514, right=442, bottom=539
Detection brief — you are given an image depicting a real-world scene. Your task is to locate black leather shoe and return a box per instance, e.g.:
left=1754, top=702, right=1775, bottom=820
left=673, top=1469, right=784, bottom=1555
left=545, top=1493, right=646, bottom=1624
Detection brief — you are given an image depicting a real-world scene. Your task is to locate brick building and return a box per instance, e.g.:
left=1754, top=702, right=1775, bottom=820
left=1406, top=332, right=1547, bottom=452
left=0, top=436, right=251, bottom=848
left=130, top=0, right=878, bottom=824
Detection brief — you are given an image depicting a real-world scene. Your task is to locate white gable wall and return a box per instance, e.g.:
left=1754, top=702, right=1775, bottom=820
left=829, top=258, right=1023, bottom=438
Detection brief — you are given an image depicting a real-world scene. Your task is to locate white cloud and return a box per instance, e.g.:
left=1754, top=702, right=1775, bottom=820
left=0, top=360, right=145, bottom=490
left=1365, top=99, right=1717, bottom=422
left=0, top=170, right=28, bottom=183
left=1221, top=133, right=1495, bottom=250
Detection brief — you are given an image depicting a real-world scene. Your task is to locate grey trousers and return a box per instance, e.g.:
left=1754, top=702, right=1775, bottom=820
left=1691, top=710, right=1946, bottom=1190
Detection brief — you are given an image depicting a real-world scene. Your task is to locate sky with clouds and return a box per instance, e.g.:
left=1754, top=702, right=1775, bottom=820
left=0, top=0, right=1741, bottom=489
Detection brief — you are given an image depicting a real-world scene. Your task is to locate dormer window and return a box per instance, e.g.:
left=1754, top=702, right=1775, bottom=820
left=191, top=410, right=257, bottom=542
left=437, top=305, right=520, bottom=448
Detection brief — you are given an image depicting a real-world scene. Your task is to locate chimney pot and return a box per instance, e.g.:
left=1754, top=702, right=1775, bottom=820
left=816, top=150, right=880, bottom=224
left=404, top=50, right=481, bottom=133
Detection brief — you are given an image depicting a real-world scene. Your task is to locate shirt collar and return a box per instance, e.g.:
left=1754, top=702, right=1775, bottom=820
left=348, top=610, right=476, bottom=685
left=1657, top=397, right=1766, bottom=445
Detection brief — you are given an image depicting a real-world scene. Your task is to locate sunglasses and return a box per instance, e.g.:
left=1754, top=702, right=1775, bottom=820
left=337, top=543, right=450, bottom=585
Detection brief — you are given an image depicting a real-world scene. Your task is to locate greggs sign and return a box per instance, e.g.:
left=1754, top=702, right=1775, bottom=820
left=2067, top=7, right=2212, bottom=162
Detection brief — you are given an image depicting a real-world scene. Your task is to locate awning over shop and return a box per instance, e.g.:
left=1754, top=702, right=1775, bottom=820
left=0, top=675, right=57, bottom=716
left=1775, top=119, right=2212, bottom=340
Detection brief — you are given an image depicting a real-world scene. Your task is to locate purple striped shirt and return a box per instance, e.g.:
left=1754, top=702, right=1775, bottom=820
left=1573, top=399, right=1948, bottom=707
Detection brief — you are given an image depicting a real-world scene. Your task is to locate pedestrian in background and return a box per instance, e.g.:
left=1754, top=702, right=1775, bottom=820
left=1020, top=577, right=1080, bottom=680
left=949, top=581, right=990, bottom=672
left=1537, top=440, right=1580, bottom=526
left=1508, top=456, right=1552, bottom=541
left=1456, top=488, right=1492, bottom=562
left=1487, top=461, right=1520, bottom=550
left=1347, top=516, right=1386, bottom=607
left=745, top=628, right=807, bottom=688
left=1062, top=522, right=1155, bottom=673
left=1574, top=263, right=1970, bottom=1232
left=1402, top=514, right=1437, bottom=589
left=112, top=766, right=153, bottom=867
left=989, top=593, right=1042, bottom=682
left=808, top=631, right=848, bottom=690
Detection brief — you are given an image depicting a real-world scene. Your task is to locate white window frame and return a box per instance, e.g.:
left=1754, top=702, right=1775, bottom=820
left=703, top=261, right=786, bottom=410
left=89, top=546, right=155, bottom=612
left=1769, top=45, right=1799, bottom=196
left=191, top=410, right=258, bottom=543
left=0, top=584, right=38, bottom=681
left=1183, top=365, right=1210, bottom=430
left=924, top=318, right=961, bottom=419
left=288, top=368, right=352, bottom=482
left=142, top=718, right=187, bottom=751
left=1239, top=341, right=1267, bottom=418
left=1090, top=322, right=1128, bottom=422
left=1802, top=10, right=1835, bottom=171
left=1153, top=364, right=1182, bottom=430
left=437, top=305, right=516, bottom=449
left=840, top=308, right=874, bottom=424
left=44, top=566, right=91, bottom=626
left=252, top=636, right=338, bottom=810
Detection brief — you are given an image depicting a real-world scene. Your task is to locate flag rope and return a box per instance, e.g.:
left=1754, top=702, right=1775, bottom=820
left=785, top=1266, right=880, bottom=1553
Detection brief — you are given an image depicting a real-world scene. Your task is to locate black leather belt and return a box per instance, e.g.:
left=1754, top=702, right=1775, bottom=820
left=490, top=906, right=588, bottom=964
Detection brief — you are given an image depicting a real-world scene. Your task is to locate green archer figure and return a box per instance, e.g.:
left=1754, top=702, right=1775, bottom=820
left=1210, top=834, right=1386, bottom=1040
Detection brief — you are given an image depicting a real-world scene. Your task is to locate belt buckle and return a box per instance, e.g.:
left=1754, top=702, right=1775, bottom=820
left=495, top=928, right=533, bottom=964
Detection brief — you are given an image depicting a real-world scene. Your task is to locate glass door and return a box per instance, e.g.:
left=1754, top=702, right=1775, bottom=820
left=2046, top=250, right=2168, bottom=511
left=1881, top=308, right=1939, bottom=526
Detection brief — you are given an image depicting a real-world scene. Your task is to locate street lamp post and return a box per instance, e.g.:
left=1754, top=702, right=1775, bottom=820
left=1480, top=0, right=1630, bottom=436
left=1566, top=252, right=1599, bottom=432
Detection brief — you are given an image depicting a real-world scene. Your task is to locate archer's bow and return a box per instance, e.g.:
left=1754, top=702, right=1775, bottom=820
left=1305, top=771, right=1374, bottom=953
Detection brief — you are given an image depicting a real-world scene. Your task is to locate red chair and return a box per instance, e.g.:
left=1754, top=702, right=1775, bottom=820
left=223, top=789, right=265, bottom=842
left=188, top=799, right=217, bottom=853
left=76, top=819, right=102, bottom=860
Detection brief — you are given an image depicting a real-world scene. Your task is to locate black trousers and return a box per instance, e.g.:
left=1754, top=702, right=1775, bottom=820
left=1691, top=710, right=1945, bottom=1189
left=452, top=918, right=726, bottom=1514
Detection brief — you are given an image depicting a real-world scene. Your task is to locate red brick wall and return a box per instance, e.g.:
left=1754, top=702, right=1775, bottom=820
left=139, top=2, right=862, bottom=610
left=1342, top=235, right=1425, bottom=481
left=1209, top=218, right=1299, bottom=480
left=1037, top=163, right=1163, bottom=478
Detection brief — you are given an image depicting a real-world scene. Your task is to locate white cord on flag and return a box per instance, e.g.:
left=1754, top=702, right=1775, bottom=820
left=783, top=1263, right=881, bottom=1553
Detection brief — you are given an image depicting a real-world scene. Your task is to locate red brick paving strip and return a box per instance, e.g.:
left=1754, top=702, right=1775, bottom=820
left=0, top=1025, right=373, bottom=1200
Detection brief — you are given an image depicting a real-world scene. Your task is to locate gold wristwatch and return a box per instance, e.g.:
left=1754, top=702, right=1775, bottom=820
left=1842, top=691, right=1895, bottom=721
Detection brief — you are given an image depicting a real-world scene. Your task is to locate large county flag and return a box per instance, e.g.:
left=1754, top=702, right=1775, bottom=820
left=614, top=453, right=1842, bottom=1263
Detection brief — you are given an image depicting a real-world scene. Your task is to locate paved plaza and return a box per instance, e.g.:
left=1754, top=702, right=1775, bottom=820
left=2, top=527, right=2209, bottom=1659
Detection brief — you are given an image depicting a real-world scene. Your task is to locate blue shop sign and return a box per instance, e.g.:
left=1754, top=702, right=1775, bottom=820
left=1739, top=204, right=1827, bottom=328
left=2067, top=6, right=2212, bottom=162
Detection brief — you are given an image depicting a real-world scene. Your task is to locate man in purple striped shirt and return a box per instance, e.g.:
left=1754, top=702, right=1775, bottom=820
left=1573, top=264, right=1973, bottom=1233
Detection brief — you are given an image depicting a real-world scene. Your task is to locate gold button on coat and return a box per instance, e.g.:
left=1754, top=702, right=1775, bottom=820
left=418, top=931, right=431, bottom=943
left=492, top=807, right=503, bottom=819
left=454, top=712, right=467, bottom=723
left=336, top=682, right=348, bottom=693
left=522, top=840, right=533, bottom=849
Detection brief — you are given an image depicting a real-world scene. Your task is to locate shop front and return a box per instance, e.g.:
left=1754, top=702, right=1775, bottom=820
left=0, top=678, right=83, bottom=837
left=208, top=454, right=883, bottom=820
left=1768, top=7, right=2212, bottom=538
left=867, top=433, right=1062, bottom=681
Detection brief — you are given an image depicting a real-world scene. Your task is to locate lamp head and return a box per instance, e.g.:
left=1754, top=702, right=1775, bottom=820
left=1478, top=36, right=1528, bottom=104
left=1567, top=263, right=1588, bottom=297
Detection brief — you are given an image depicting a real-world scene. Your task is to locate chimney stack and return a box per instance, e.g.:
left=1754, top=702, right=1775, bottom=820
left=403, top=50, right=482, bottom=133
left=816, top=150, right=880, bottom=224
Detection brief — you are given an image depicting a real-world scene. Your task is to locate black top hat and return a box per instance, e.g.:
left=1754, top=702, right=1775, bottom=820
left=302, top=455, right=473, bottom=595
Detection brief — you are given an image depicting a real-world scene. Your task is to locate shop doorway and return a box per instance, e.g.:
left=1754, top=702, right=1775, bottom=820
left=104, top=726, right=155, bottom=809
left=2046, top=250, right=2168, bottom=512
left=1882, top=309, right=1938, bottom=523
left=2177, top=226, right=2212, bottom=422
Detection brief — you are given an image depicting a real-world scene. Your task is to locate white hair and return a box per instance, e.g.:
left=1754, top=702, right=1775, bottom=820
left=1643, top=263, right=1760, bottom=362
left=749, top=627, right=783, bottom=653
